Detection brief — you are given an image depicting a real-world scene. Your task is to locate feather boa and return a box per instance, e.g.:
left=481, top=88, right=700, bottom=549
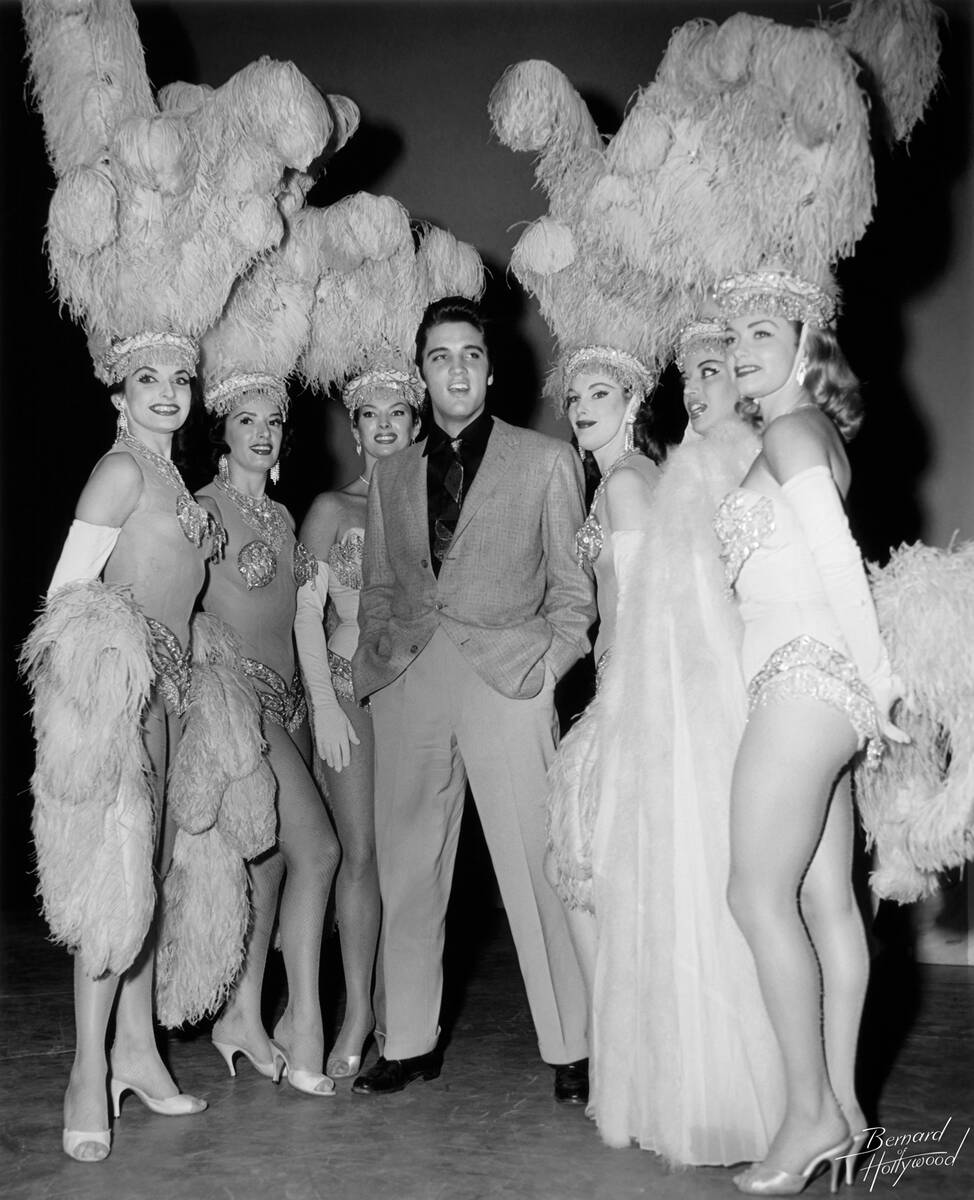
left=155, top=613, right=276, bottom=1028
left=20, top=581, right=157, bottom=978
left=588, top=422, right=786, bottom=1165
left=857, top=541, right=974, bottom=901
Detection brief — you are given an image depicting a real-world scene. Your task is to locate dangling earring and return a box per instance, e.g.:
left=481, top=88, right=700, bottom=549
left=354, top=440, right=362, bottom=457
left=578, top=444, right=587, bottom=463
left=269, top=462, right=280, bottom=485
left=218, top=454, right=230, bottom=484
left=795, top=358, right=808, bottom=388
left=624, top=415, right=635, bottom=454
left=115, top=405, right=129, bottom=440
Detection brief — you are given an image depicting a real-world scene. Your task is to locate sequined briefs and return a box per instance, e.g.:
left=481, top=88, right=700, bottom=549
left=714, top=485, right=882, bottom=765
left=146, top=616, right=193, bottom=715
left=241, top=658, right=307, bottom=734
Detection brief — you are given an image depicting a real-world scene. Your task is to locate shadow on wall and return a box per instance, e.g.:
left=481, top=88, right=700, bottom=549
left=843, top=3, right=972, bottom=560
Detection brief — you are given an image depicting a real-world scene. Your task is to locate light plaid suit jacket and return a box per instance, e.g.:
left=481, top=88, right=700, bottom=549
left=352, top=418, right=595, bottom=701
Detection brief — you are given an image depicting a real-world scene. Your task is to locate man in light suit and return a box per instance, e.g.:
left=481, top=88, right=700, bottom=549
left=351, top=296, right=595, bottom=1099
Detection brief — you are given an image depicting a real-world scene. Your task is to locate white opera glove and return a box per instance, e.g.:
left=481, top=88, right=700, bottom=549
left=47, top=519, right=121, bottom=596
left=781, top=466, right=904, bottom=734
left=610, top=530, right=648, bottom=608
left=293, top=562, right=360, bottom=772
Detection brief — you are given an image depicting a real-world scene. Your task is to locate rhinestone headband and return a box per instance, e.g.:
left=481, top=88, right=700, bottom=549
left=714, top=270, right=837, bottom=328
left=204, top=373, right=290, bottom=417
left=97, top=332, right=198, bottom=385
left=562, top=345, right=657, bottom=400
left=342, top=368, right=426, bottom=414
left=674, top=319, right=729, bottom=372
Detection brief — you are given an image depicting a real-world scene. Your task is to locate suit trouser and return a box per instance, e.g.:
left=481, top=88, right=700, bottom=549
left=370, top=627, right=588, bottom=1063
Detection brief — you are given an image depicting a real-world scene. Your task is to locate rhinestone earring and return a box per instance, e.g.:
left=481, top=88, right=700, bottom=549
left=624, top=415, right=635, bottom=454
left=354, top=440, right=362, bottom=457
left=796, top=358, right=808, bottom=387
left=269, top=462, right=280, bottom=485
left=115, top=405, right=129, bottom=439
left=218, top=454, right=230, bottom=484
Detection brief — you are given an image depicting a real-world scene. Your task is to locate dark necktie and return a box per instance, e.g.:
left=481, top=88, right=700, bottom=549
left=433, top=438, right=464, bottom=564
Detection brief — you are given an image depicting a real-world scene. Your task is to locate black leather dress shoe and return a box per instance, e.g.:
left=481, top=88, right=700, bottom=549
left=351, top=1052, right=441, bottom=1096
left=553, top=1058, right=589, bottom=1104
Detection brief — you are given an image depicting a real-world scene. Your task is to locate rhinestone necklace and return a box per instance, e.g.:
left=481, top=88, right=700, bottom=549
left=118, top=433, right=224, bottom=555
left=214, top=476, right=288, bottom=552
left=574, top=449, right=638, bottom=567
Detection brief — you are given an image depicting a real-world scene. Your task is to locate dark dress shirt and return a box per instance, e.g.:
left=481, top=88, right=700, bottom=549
left=424, top=409, right=494, bottom=575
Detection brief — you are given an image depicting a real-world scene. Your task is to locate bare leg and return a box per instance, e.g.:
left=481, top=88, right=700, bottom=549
left=64, top=694, right=178, bottom=1149
left=63, top=963, right=118, bottom=1153
left=800, top=772, right=868, bottom=1135
left=111, top=700, right=186, bottom=1097
left=564, top=909, right=596, bottom=1000
left=727, top=697, right=857, bottom=1172
left=211, top=846, right=286, bottom=1067
left=267, top=720, right=340, bottom=1075
left=316, top=698, right=379, bottom=1070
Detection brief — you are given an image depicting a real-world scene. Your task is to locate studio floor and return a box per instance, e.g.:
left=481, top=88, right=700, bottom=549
left=1, top=904, right=972, bottom=1200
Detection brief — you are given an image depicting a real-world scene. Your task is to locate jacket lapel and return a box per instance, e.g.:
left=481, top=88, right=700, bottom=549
left=399, top=445, right=429, bottom=547
left=451, top=420, right=514, bottom=543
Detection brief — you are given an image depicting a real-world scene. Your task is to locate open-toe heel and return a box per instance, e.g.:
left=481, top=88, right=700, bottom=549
left=270, top=1039, right=335, bottom=1097
left=212, top=1038, right=283, bottom=1082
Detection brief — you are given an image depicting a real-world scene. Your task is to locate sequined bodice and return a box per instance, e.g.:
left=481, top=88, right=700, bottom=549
left=574, top=509, right=605, bottom=566
left=326, top=527, right=364, bottom=660
left=103, top=448, right=209, bottom=647
left=714, top=489, right=775, bottom=591
left=327, top=528, right=364, bottom=592
left=197, top=481, right=314, bottom=681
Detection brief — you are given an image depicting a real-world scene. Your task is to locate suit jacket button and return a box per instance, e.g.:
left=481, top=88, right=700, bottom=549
left=434, top=600, right=444, bottom=611
left=421, top=558, right=429, bottom=568
left=409, top=644, right=419, bottom=654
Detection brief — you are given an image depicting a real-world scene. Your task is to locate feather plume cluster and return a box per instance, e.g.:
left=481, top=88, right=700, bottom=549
left=299, top=192, right=485, bottom=401
left=199, top=205, right=332, bottom=411
left=489, top=61, right=677, bottom=397
left=856, top=542, right=974, bottom=902
left=19, top=581, right=157, bottom=978
left=23, top=0, right=359, bottom=377
left=826, top=0, right=942, bottom=145
left=583, top=14, right=875, bottom=299
left=491, top=3, right=939, bottom=395
left=155, top=614, right=277, bottom=1027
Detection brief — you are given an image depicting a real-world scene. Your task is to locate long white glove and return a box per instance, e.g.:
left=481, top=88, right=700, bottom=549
left=47, top=519, right=121, bottom=596
left=781, top=466, right=903, bottom=735
left=293, top=561, right=360, bottom=772
left=610, top=530, right=648, bottom=610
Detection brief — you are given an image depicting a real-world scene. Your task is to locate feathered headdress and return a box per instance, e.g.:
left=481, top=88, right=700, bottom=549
left=490, top=61, right=674, bottom=409
left=299, top=192, right=485, bottom=413
left=23, top=0, right=358, bottom=383
left=199, top=204, right=344, bottom=418
left=578, top=3, right=939, bottom=328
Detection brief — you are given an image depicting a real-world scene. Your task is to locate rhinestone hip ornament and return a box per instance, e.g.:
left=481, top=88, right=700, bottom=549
left=270, top=462, right=281, bottom=485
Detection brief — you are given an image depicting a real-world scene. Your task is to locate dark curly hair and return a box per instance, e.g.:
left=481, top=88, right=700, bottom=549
left=207, top=408, right=294, bottom=474
left=415, top=295, right=492, bottom=373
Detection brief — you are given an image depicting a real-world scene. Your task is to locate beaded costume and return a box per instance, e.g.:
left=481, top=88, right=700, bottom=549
left=715, top=481, right=884, bottom=768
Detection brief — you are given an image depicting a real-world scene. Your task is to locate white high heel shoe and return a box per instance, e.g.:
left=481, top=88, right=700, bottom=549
left=270, top=1040, right=335, bottom=1097
left=212, top=1038, right=284, bottom=1082
left=733, top=1138, right=854, bottom=1195
left=62, top=1128, right=111, bottom=1163
left=111, top=1077, right=208, bottom=1117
